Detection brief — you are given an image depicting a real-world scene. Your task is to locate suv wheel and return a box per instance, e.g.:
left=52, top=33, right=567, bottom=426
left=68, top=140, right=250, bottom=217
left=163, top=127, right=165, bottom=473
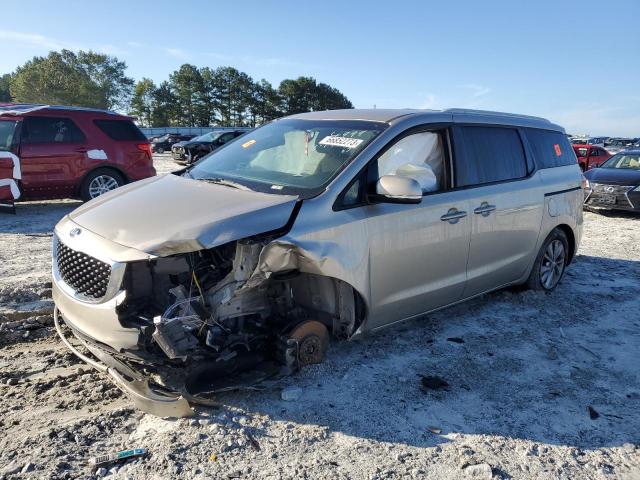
left=156, top=147, right=164, bottom=154
left=526, top=228, right=569, bottom=291
left=81, top=169, right=125, bottom=201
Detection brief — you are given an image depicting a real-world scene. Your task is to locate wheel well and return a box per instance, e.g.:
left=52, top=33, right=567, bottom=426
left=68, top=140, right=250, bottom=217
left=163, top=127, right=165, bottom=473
left=556, top=224, right=576, bottom=264
left=76, top=165, right=129, bottom=196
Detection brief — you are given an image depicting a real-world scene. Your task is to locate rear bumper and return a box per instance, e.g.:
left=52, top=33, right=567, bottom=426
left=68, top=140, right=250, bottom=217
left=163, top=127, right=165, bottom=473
left=127, top=164, right=156, bottom=182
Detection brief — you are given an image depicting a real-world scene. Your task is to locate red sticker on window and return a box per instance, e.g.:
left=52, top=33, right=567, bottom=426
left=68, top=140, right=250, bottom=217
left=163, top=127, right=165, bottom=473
left=554, top=144, right=562, bottom=156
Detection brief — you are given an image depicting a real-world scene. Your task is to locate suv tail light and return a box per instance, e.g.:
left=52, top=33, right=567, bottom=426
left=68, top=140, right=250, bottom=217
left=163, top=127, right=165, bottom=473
left=137, top=143, right=152, bottom=160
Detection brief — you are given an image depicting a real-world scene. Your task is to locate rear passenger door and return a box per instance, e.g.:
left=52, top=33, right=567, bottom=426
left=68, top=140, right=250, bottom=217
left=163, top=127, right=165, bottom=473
left=451, top=126, right=543, bottom=298
left=19, top=116, right=87, bottom=199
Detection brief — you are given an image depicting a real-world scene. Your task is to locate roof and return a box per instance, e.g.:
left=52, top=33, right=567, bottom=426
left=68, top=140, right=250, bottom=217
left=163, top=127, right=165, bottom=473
left=0, top=103, right=122, bottom=117
left=287, top=108, right=561, bottom=131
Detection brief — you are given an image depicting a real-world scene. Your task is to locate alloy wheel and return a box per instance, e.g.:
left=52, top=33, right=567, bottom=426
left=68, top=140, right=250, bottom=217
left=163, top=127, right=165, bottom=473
left=540, top=239, right=566, bottom=289
left=88, top=175, right=120, bottom=199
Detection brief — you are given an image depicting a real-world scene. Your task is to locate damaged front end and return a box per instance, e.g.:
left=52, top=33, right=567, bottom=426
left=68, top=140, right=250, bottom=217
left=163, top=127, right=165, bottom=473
left=54, top=233, right=364, bottom=417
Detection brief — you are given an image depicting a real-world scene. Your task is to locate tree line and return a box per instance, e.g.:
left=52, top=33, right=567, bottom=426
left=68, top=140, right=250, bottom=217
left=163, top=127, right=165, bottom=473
left=0, top=50, right=353, bottom=127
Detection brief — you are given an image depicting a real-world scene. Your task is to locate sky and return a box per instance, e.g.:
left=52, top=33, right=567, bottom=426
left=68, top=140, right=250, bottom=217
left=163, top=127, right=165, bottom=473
left=1, top=0, right=639, bottom=136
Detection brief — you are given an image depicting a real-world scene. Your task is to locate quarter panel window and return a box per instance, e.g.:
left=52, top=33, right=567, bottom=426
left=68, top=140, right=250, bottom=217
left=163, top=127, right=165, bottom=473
left=22, top=117, right=85, bottom=144
left=94, top=119, right=147, bottom=141
left=454, top=126, right=527, bottom=187
left=524, top=128, right=577, bottom=169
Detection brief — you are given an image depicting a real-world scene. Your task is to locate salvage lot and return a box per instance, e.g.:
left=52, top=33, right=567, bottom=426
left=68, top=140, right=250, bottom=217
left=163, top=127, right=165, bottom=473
left=0, top=155, right=639, bottom=479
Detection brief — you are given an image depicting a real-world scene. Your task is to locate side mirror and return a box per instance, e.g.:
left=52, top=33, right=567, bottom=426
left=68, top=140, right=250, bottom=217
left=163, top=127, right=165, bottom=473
left=370, top=175, right=422, bottom=204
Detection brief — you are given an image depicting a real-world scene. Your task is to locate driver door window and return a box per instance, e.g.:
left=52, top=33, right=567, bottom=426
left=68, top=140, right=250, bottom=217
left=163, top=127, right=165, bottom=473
left=377, top=131, right=446, bottom=194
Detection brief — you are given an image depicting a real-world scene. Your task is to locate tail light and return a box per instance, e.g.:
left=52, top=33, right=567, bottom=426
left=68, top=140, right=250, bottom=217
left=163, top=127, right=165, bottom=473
left=137, top=143, right=152, bottom=160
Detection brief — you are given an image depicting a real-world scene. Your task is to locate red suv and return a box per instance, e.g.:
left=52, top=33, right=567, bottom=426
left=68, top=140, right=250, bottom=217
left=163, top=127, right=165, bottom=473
left=572, top=144, right=612, bottom=171
left=0, top=104, right=155, bottom=206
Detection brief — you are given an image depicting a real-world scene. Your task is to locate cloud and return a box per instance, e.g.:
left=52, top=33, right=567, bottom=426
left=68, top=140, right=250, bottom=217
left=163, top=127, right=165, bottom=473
left=419, top=94, right=440, bottom=109
left=0, top=30, right=80, bottom=51
left=461, top=84, right=492, bottom=98
left=165, top=47, right=191, bottom=60
left=547, top=104, right=640, bottom=137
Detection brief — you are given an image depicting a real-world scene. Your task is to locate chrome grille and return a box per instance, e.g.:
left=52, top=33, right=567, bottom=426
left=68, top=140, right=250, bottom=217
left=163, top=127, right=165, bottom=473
left=55, top=239, right=111, bottom=299
left=591, top=183, right=634, bottom=194
left=588, top=183, right=635, bottom=208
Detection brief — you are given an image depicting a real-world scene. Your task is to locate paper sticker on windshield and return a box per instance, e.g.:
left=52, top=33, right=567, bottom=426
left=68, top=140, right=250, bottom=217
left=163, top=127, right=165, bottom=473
left=319, top=136, right=364, bottom=149
left=242, top=139, right=256, bottom=149
left=554, top=144, right=562, bottom=156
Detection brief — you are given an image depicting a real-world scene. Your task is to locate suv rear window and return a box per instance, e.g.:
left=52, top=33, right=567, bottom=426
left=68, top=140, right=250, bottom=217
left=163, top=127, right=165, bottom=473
left=94, top=119, right=147, bottom=141
left=525, top=128, right=576, bottom=169
left=454, top=126, right=527, bottom=187
left=22, top=116, right=85, bottom=144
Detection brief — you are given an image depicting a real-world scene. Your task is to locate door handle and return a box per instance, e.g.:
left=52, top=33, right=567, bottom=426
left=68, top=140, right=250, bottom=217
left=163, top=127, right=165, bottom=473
left=440, top=208, right=467, bottom=224
left=473, top=202, right=496, bottom=217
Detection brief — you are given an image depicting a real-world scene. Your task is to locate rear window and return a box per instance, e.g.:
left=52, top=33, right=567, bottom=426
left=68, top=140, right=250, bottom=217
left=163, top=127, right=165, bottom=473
left=94, top=119, right=147, bottom=141
left=22, top=116, right=85, bottom=144
left=454, top=126, right=527, bottom=187
left=526, top=129, right=577, bottom=168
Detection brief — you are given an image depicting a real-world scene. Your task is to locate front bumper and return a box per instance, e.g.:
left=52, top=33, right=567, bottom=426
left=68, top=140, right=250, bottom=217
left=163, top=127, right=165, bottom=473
left=584, top=186, right=640, bottom=212
left=54, top=307, right=195, bottom=417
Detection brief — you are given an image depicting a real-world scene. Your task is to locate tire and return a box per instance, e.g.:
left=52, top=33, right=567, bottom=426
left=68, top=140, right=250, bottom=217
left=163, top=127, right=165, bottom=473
left=526, top=228, right=569, bottom=291
left=157, top=147, right=164, bottom=154
left=80, top=168, right=125, bottom=201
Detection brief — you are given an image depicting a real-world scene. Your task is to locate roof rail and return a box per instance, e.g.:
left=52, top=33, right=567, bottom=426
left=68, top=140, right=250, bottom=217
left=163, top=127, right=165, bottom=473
left=445, top=108, right=551, bottom=123
left=0, top=103, right=121, bottom=116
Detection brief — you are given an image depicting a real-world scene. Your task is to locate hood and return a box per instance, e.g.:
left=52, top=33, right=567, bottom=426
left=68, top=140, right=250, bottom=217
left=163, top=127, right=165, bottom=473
left=584, top=167, right=640, bottom=186
left=68, top=174, right=298, bottom=257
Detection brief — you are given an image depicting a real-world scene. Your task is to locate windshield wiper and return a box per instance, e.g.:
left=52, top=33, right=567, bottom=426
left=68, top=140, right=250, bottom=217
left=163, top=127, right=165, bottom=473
left=198, top=177, right=252, bottom=191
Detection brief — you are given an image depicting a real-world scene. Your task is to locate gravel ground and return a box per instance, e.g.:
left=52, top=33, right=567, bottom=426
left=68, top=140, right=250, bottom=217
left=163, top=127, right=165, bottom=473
left=0, top=155, right=639, bottom=479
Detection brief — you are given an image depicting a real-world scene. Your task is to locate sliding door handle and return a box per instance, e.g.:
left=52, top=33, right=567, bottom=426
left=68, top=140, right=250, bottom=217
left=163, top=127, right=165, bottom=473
left=440, top=208, right=467, bottom=224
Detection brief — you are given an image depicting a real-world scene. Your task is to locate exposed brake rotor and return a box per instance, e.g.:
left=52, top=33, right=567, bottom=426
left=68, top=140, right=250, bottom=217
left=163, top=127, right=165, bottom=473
left=287, top=320, right=329, bottom=367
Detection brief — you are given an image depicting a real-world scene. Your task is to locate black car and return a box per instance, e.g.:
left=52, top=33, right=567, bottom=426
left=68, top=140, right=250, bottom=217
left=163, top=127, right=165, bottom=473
left=152, top=134, right=195, bottom=154
left=172, top=129, right=250, bottom=164
left=583, top=149, right=640, bottom=212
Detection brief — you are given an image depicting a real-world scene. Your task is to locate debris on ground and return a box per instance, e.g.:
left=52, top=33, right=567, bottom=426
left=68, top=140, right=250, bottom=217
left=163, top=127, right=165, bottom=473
left=420, top=375, right=450, bottom=391
left=91, top=448, right=147, bottom=467
left=280, top=386, right=303, bottom=401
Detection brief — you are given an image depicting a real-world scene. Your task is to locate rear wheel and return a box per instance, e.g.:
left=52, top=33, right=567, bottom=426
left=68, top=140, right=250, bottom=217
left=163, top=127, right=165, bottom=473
left=526, top=228, right=569, bottom=291
left=80, top=168, right=125, bottom=201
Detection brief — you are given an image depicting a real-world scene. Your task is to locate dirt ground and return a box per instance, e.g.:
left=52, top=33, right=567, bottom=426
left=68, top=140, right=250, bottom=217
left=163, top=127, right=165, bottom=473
left=0, top=155, right=638, bottom=479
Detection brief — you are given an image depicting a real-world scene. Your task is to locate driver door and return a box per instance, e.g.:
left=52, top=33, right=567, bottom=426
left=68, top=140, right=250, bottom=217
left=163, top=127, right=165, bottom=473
left=365, top=129, right=471, bottom=329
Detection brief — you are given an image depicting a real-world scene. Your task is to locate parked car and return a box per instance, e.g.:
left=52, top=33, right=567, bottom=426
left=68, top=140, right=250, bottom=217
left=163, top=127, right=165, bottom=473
left=573, top=144, right=612, bottom=171
left=52, top=108, right=582, bottom=416
left=172, top=129, right=251, bottom=165
left=0, top=104, right=155, bottom=205
left=151, top=133, right=195, bottom=153
left=604, top=137, right=638, bottom=154
left=583, top=149, right=640, bottom=212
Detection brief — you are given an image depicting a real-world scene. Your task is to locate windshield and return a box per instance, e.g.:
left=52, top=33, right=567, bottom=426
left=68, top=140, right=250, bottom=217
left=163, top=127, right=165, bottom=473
left=192, top=132, right=222, bottom=142
left=601, top=153, right=640, bottom=170
left=606, top=139, right=633, bottom=147
left=188, top=119, right=386, bottom=196
left=0, top=120, right=18, bottom=152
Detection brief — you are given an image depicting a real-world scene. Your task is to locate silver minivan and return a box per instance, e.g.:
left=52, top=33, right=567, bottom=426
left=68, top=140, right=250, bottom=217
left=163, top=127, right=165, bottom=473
left=52, top=109, right=583, bottom=416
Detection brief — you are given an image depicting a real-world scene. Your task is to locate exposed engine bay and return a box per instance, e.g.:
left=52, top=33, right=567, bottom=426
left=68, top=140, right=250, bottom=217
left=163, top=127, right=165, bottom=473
left=57, top=236, right=364, bottom=416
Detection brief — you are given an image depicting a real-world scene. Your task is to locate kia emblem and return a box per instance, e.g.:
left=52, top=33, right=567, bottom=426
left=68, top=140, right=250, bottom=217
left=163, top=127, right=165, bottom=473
left=605, top=186, right=615, bottom=193
left=69, top=227, right=82, bottom=238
